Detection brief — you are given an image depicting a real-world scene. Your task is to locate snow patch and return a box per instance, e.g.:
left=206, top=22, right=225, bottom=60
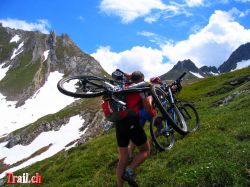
left=189, top=71, right=204, bottom=78
left=42, top=50, right=50, bottom=62
left=209, top=71, right=219, bottom=75
left=235, top=59, right=250, bottom=70
left=10, top=41, right=24, bottom=60
left=9, top=35, right=20, bottom=43
left=0, top=63, right=10, bottom=81
left=0, top=115, right=85, bottom=178
left=0, top=71, right=76, bottom=136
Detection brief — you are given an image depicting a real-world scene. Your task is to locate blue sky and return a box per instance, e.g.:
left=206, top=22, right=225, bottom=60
left=0, top=0, right=250, bottom=77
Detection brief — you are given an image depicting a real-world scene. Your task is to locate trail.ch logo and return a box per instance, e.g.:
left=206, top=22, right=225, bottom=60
left=5, top=172, right=42, bottom=184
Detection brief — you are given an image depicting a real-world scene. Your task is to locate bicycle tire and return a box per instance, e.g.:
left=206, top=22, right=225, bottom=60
left=151, top=85, right=188, bottom=135
left=57, top=75, right=107, bottom=98
left=150, top=115, right=175, bottom=151
left=178, top=103, right=199, bottom=132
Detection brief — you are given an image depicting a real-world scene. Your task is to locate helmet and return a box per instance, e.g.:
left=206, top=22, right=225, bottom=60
left=131, top=71, right=144, bottom=82
left=150, top=77, right=162, bottom=84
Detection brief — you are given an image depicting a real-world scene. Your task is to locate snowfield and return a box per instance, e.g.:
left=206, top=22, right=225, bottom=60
left=10, top=41, right=24, bottom=60
left=0, top=70, right=83, bottom=178
left=42, top=50, right=50, bottom=62
left=0, top=115, right=85, bottom=179
left=235, top=59, right=250, bottom=70
left=0, top=71, right=76, bottom=136
left=0, top=63, right=10, bottom=81
left=189, top=71, right=204, bottom=78
left=9, top=35, right=21, bottom=43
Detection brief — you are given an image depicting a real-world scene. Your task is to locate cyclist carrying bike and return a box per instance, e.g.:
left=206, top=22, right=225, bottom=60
left=57, top=69, right=199, bottom=186
left=123, top=72, right=157, bottom=160
left=115, top=70, right=154, bottom=187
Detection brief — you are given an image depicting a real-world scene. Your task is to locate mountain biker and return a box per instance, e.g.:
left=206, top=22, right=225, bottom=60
left=124, top=72, right=157, bottom=161
left=115, top=71, right=154, bottom=187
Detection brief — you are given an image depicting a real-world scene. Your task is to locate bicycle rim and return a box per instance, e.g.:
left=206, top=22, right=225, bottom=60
left=171, top=105, right=188, bottom=135
left=151, top=85, right=188, bottom=135
left=179, top=103, right=199, bottom=132
left=57, top=75, right=106, bottom=98
left=150, top=116, right=175, bottom=151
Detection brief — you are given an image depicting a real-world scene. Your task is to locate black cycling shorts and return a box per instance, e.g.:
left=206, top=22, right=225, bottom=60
left=115, top=116, right=147, bottom=147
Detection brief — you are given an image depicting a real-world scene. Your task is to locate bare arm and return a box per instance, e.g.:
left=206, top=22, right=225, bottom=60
left=142, top=95, right=156, bottom=117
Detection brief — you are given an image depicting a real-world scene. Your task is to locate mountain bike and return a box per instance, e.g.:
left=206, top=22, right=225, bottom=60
left=149, top=73, right=199, bottom=151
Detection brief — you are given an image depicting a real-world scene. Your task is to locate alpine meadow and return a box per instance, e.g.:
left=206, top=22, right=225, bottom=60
left=1, top=1, right=250, bottom=185
left=5, top=67, right=250, bottom=187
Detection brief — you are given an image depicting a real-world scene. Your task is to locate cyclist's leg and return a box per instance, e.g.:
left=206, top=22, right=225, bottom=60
left=129, top=122, right=150, bottom=170
left=129, top=141, right=150, bottom=170
left=117, top=147, right=129, bottom=187
left=129, top=108, right=148, bottom=159
left=128, top=142, right=136, bottom=159
left=115, top=119, right=130, bottom=187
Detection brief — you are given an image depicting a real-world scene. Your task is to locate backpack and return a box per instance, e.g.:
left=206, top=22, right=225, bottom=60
left=101, top=93, right=141, bottom=122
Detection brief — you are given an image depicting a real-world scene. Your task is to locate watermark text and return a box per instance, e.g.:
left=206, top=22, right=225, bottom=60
left=6, top=172, right=42, bottom=184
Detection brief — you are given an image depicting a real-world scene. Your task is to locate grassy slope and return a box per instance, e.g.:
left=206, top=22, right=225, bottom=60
left=13, top=68, right=250, bottom=187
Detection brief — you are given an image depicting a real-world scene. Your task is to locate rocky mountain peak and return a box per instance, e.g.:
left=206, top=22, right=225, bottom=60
left=48, top=31, right=56, bottom=49
left=0, top=26, right=106, bottom=106
left=160, top=59, right=205, bottom=80
left=173, top=59, right=200, bottom=72
left=200, top=65, right=219, bottom=75
left=218, top=42, right=250, bottom=73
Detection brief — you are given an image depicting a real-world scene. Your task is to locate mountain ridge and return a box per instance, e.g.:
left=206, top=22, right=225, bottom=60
left=160, top=42, right=250, bottom=80
left=218, top=42, right=250, bottom=73
left=160, top=59, right=206, bottom=80
left=0, top=25, right=106, bottom=106
left=0, top=25, right=111, bottom=177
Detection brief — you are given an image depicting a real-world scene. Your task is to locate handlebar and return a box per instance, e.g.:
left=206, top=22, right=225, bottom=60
left=175, top=72, right=186, bottom=84
left=166, top=72, right=186, bottom=93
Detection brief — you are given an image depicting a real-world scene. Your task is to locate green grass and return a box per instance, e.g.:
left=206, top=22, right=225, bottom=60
left=0, top=27, right=18, bottom=61
left=0, top=52, right=41, bottom=95
left=9, top=67, right=250, bottom=186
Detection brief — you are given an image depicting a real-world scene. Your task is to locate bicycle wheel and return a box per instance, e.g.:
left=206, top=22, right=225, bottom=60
left=151, top=85, right=188, bottom=135
left=57, top=75, right=107, bottom=98
left=150, top=115, right=175, bottom=151
left=178, top=103, right=199, bottom=132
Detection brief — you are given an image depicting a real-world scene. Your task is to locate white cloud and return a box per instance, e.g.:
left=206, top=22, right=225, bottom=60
left=161, top=9, right=250, bottom=67
left=137, top=31, right=170, bottom=46
left=146, top=3, right=192, bottom=22
left=92, top=9, right=250, bottom=77
left=144, top=12, right=162, bottom=23
left=184, top=0, right=205, bottom=7
left=99, top=0, right=185, bottom=23
left=91, top=46, right=174, bottom=78
left=239, top=9, right=250, bottom=17
left=0, top=18, right=50, bottom=34
left=225, top=7, right=250, bottom=18
left=185, top=0, right=229, bottom=7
